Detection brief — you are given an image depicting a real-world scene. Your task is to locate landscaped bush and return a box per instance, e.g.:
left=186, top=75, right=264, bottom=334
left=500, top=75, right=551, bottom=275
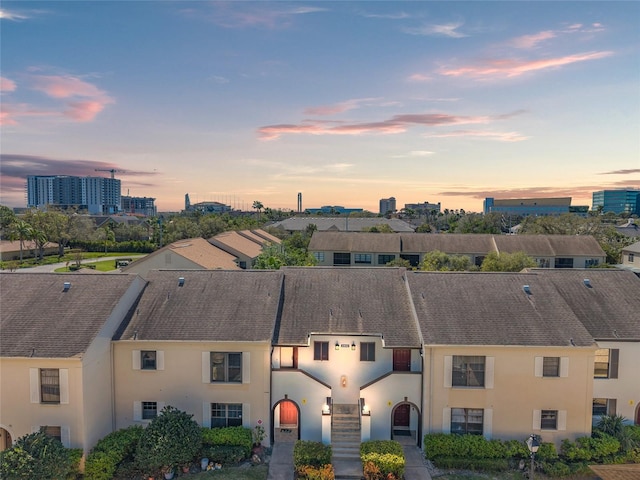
left=360, top=440, right=404, bottom=456
left=201, top=425, right=253, bottom=457
left=200, top=445, right=247, bottom=465
left=430, top=456, right=510, bottom=472
left=296, top=464, right=335, bottom=480
left=561, top=433, right=620, bottom=462
left=0, top=430, right=79, bottom=480
left=293, top=441, right=332, bottom=469
left=423, top=433, right=507, bottom=460
left=360, top=440, right=405, bottom=480
left=85, top=425, right=144, bottom=480
left=135, top=405, right=202, bottom=477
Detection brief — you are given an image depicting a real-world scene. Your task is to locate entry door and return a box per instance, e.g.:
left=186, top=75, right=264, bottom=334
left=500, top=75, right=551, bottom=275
left=280, top=401, right=298, bottom=426
left=394, top=404, right=410, bottom=427
left=393, top=349, right=411, bottom=371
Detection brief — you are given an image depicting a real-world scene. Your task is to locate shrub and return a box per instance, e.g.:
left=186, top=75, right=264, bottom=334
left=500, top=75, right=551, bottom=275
left=536, top=441, right=559, bottom=462
left=423, top=433, right=458, bottom=458
left=201, top=426, right=252, bottom=457
left=431, top=457, right=509, bottom=472
left=85, top=425, right=144, bottom=480
left=200, top=445, right=247, bottom=465
left=293, top=441, right=332, bottom=469
left=560, top=434, right=619, bottom=462
left=296, top=464, right=335, bottom=480
left=540, top=460, right=571, bottom=477
left=423, top=433, right=506, bottom=459
left=361, top=452, right=404, bottom=479
left=0, top=431, right=77, bottom=480
left=135, top=405, right=202, bottom=475
left=360, top=440, right=403, bottom=457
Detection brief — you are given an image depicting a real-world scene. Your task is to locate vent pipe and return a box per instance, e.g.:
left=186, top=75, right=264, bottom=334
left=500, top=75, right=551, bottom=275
left=63, top=282, right=71, bottom=292
left=522, top=285, right=531, bottom=295
left=178, top=277, right=185, bottom=287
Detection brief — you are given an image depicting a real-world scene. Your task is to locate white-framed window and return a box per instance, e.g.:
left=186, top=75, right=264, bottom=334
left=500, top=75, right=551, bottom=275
left=132, top=350, right=164, bottom=370
left=593, top=398, right=617, bottom=417
left=594, top=349, right=619, bottom=378
left=211, top=403, right=243, bottom=428
left=378, top=254, right=396, bottom=265
left=314, top=342, right=329, bottom=361
left=444, top=356, right=494, bottom=389
left=451, top=408, right=484, bottom=435
left=533, top=409, right=566, bottom=431
left=354, top=253, right=372, bottom=264
left=33, top=426, right=70, bottom=447
left=313, top=252, right=325, bottom=262
left=535, top=357, right=569, bottom=378
left=202, top=352, right=250, bottom=384
left=360, top=342, right=375, bottom=361
left=133, top=401, right=165, bottom=421
left=30, top=368, right=69, bottom=405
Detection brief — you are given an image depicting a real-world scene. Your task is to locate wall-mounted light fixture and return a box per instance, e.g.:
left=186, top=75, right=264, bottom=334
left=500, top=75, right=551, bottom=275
left=360, top=398, right=370, bottom=416
left=351, top=341, right=356, bottom=351
left=335, top=341, right=340, bottom=350
left=322, top=396, right=332, bottom=415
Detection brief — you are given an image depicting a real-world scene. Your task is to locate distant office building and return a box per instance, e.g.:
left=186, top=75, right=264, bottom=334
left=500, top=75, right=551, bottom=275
left=187, top=201, right=232, bottom=214
left=27, top=175, right=121, bottom=214
left=404, top=201, right=441, bottom=214
left=305, top=205, right=363, bottom=215
left=483, top=197, right=573, bottom=216
left=379, top=197, right=396, bottom=215
left=121, top=196, right=157, bottom=216
left=592, top=189, right=640, bottom=215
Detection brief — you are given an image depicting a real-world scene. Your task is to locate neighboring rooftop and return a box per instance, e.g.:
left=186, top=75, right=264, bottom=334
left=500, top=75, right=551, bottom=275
left=269, top=217, right=416, bottom=233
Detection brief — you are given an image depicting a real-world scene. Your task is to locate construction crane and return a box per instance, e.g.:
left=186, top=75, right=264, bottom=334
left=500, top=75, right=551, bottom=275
left=94, top=168, right=125, bottom=179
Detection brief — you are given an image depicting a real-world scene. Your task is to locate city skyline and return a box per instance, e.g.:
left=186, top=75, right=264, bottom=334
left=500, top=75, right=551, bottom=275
left=1, top=1, right=639, bottom=213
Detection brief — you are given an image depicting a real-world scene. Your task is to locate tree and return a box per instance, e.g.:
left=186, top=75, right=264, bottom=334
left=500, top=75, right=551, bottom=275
left=135, top=406, right=202, bottom=476
left=421, top=250, right=471, bottom=271
left=364, top=224, right=394, bottom=233
left=252, top=201, right=264, bottom=220
left=0, top=205, right=16, bottom=237
left=385, top=258, right=412, bottom=268
left=480, top=251, right=536, bottom=272
left=8, top=220, right=34, bottom=261
left=23, top=210, right=51, bottom=260
left=0, top=430, right=78, bottom=479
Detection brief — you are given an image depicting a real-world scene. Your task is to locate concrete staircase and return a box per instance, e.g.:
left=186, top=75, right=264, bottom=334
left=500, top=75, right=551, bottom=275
left=331, top=404, right=363, bottom=479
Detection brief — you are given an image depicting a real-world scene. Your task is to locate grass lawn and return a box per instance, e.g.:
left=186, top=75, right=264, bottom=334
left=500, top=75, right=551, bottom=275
left=187, top=465, right=268, bottom=479
left=432, top=471, right=599, bottom=480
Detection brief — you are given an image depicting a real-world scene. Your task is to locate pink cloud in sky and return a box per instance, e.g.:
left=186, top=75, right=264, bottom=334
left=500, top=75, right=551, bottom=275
left=0, top=76, right=17, bottom=92
left=30, top=74, right=108, bottom=99
left=64, top=100, right=108, bottom=121
left=0, top=102, right=58, bottom=126
left=424, top=130, right=528, bottom=142
left=304, top=98, right=379, bottom=116
left=439, top=51, right=614, bottom=78
left=407, top=73, right=432, bottom=82
left=509, top=30, right=556, bottom=49
left=259, top=112, right=493, bottom=140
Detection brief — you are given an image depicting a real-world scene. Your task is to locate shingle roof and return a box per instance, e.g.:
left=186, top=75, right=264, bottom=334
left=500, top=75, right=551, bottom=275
left=0, top=240, right=60, bottom=254
left=275, top=267, right=421, bottom=347
left=401, top=234, right=495, bottom=254
left=208, top=231, right=264, bottom=258
left=590, top=464, right=640, bottom=480
left=117, top=270, right=283, bottom=342
left=251, top=229, right=282, bottom=244
left=270, top=217, right=415, bottom=232
left=406, top=271, right=595, bottom=347
left=532, top=269, right=640, bottom=340
left=0, top=273, right=144, bottom=358
left=308, top=232, right=400, bottom=252
left=622, top=241, right=640, bottom=254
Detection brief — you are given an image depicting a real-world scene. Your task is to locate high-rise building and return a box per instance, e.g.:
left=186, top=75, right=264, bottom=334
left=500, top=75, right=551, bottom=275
left=121, top=196, right=157, bottom=216
left=483, top=197, right=573, bottom=216
left=26, top=175, right=121, bottom=214
left=404, top=201, right=441, bottom=214
left=379, top=197, right=396, bottom=215
left=592, top=189, right=640, bottom=215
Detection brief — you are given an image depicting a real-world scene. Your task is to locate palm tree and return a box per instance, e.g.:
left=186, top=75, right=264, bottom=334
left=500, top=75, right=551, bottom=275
left=9, top=220, right=34, bottom=262
left=252, top=201, right=264, bottom=220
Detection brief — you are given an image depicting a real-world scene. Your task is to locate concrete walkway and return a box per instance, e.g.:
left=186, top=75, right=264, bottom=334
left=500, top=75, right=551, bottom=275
left=266, top=442, right=433, bottom=480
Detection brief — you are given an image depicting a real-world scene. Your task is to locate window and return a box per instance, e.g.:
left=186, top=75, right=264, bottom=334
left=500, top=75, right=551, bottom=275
left=211, top=403, right=242, bottom=428
left=314, top=341, right=329, bottom=361
left=452, top=356, right=485, bottom=387
left=594, top=348, right=619, bottom=378
left=360, top=342, right=375, bottom=361
left=210, top=352, right=242, bottom=382
left=239, top=261, right=247, bottom=269
left=593, top=398, right=617, bottom=417
left=400, top=254, right=420, bottom=267
left=451, top=408, right=483, bottom=435
left=378, top=254, right=396, bottom=265
left=41, top=426, right=61, bottom=442
left=629, top=253, right=635, bottom=262
left=142, top=401, right=158, bottom=419
left=554, top=258, right=574, bottom=268
left=354, top=253, right=372, bottom=264
left=313, top=252, right=325, bottom=262
left=543, top=357, right=560, bottom=377
left=541, top=410, right=558, bottom=430
left=40, top=369, right=60, bottom=404
left=585, top=258, right=600, bottom=267
left=141, top=351, right=157, bottom=370
left=333, top=253, right=351, bottom=265
left=536, top=258, right=550, bottom=268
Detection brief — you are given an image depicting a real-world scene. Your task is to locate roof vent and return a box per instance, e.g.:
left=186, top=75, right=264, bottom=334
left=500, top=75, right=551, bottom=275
left=63, top=281, right=71, bottom=292
left=583, top=278, right=592, bottom=288
left=522, top=285, right=532, bottom=295
left=178, top=277, right=185, bottom=287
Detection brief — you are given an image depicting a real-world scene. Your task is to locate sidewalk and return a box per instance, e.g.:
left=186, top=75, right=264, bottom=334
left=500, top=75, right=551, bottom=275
left=402, top=444, right=433, bottom=480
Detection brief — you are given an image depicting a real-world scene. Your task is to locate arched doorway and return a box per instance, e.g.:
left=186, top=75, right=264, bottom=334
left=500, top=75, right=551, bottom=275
left=272, top=399, right=300, bottom=443
left=635, top=403, right=640, bottom=426
left=391, top=401, right=421, bottom=446
left=0, top=427, right=13, bottom=451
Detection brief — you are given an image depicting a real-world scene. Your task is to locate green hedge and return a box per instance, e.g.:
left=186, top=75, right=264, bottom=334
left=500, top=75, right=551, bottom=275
left=293, top=441, right=332, bottom=469
left=201, top=426, right=252, bottom=457
left=295, top=464, right=335, bottom=480
left=360, top=440, right=405, bottom=480
left=431, top=457, right=510, bottom=472
left=201, top=445, right=247, bottom=465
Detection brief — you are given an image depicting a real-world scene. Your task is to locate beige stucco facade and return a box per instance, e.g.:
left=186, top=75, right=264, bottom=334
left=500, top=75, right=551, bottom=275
left=113, top=341, right=272, bottom=444
left=423, top=345, right=597, bottom=447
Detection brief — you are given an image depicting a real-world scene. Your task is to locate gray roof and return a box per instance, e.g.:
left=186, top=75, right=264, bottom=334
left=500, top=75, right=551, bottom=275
left=406, top=271, right=595, bottom=347
left=270, top=217, right=416, bottom=233
left=117, top=270, right=283, bottom=342
left=622, top=241, right=640, bottom=254
left=0, top=273, right=143, bottom=358
left=275, top=267, right=421, bottom=347
left=532, top=269, right=640, bottom=340
left=309, top=232, right=401, bottom=252
left=401, top=234, right=495, bottom=255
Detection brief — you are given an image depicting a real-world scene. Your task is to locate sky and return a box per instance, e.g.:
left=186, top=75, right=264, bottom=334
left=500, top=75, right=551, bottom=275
left=1, top=1, right=639, bottom=214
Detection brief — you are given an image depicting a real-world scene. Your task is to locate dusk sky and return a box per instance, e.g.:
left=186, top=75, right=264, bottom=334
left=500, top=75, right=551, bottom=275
left=1, top=1, right=639, bottom=213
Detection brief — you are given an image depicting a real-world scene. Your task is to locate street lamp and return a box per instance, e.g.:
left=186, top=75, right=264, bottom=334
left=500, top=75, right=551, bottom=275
left=526, top=434, right=540, bottom=479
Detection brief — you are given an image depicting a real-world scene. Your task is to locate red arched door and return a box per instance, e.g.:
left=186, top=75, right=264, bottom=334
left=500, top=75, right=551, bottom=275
left=280, top=400, right=298, bottom=427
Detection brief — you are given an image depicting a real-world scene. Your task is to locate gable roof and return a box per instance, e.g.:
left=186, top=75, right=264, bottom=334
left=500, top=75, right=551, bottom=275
left=401, top=234, right=495, bottom=255
left=122, top=237, right=239, bottom=272
left=270, top=217, right=416, bottom=233
left=250, top=229, right=282, bottom=244
left=117, top=270, right=283, bottom=342
left=309, top=232, right=400, bottom=252
left=622, top=241, right=640, bottom=254
left=237, top=229, right=281, bottom=246
left=532, top=269, right=640, bottom=340
left=406, top=271, right=595, bottom=347
left=0, top=273, right=144, bottom=358
left=208, top=231, right=264, bottom=259
left=275, top=267, right=421, bottom=347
